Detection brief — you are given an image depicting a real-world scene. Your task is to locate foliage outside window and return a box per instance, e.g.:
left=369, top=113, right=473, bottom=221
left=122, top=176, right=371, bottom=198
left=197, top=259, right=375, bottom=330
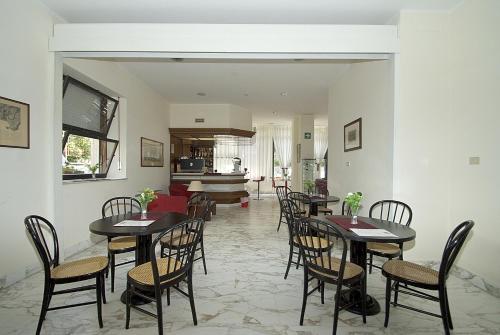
left=62, top=76, right=119, bottom=180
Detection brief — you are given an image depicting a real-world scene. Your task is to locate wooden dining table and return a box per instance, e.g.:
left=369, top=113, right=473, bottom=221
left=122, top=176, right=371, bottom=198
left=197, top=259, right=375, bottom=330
left=89, top=211, right=188, bottom=303
left=319, top=215, right=416, bottom=316
left=308, top=195, right=340, bottom=216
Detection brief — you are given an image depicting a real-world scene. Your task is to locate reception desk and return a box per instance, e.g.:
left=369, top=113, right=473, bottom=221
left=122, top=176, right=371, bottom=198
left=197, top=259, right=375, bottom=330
left=171, top=173, right=249, bottom=204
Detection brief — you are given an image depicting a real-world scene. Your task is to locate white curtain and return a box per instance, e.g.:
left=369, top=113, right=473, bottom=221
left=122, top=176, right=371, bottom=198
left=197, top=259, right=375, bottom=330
left=314, top=126, right=328, bottom=161
left=213, top=125, right=273, bottom=180
left=271, top=125, right=292, bottom=169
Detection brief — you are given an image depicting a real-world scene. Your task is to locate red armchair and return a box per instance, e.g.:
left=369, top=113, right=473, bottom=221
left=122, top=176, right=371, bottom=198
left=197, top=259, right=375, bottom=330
left=147, top=194, right=188, bottom=214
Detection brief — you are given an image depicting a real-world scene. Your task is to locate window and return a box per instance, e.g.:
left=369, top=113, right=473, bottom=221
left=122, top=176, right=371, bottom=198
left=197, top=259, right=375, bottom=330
left=62, top=76, right=119, bottom=180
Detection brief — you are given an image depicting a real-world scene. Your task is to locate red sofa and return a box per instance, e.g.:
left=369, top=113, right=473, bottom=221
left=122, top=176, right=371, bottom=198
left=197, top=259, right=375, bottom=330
left=147, top=194, right=188, bottom=214
left=169, top=183, right=193, bottom=198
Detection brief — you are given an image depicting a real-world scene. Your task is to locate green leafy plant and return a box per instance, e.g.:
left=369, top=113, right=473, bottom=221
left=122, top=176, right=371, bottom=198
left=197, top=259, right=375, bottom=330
left=304, top=180, right=315, bottom=194
left=345, top=192, right=363, bottom=214
left=136, top=188, right=158, bottom=209
left=87, top=163, right=100, bottom=175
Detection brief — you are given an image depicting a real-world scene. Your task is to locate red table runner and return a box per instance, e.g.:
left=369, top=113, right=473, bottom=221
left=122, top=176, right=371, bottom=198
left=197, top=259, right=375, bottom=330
left=325, top=216, right=375, bottom=231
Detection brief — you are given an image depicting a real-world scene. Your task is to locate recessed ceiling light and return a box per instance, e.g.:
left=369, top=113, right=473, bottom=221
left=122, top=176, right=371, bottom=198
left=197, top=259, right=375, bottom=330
left=196, top=92, right=206, bottom=97
left=280, top=92, right=288, bottom=96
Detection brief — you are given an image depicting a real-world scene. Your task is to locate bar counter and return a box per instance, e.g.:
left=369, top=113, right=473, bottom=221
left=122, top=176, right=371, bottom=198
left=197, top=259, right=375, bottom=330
left=171, top=173, right=249, bottom=204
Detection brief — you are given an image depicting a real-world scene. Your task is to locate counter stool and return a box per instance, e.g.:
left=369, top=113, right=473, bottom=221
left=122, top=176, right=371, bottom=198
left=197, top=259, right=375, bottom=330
left=253, top=176, right=265, bottom=200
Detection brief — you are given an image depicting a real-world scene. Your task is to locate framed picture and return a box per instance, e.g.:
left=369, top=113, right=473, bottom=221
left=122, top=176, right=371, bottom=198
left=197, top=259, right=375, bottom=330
left=141, top=137, right=164, bottom=167
left=0, top=96, right=30, bottom=149
left=344, top=118, right=362, bottom=152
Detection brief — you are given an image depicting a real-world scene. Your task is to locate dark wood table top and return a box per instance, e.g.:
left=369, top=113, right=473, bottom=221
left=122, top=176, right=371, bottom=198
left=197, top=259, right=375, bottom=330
left=89, top=212, right=188, bottom=237
left=319, top=215, right=416, bottom=244
left=309, top=195, right=340, bottom=204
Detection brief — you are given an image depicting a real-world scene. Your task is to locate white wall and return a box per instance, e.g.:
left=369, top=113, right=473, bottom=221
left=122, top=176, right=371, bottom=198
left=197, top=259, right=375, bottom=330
left=169, top=104, right=252, bottom=130
left=447, top=0, right=500, bottom=287
left=0, top=0, right=58, bottom=287
left=395, top=1, right=500, bottom=286
left=62, top=58, right=170, bottom=252
left=328, top=60, right=394, bottom=217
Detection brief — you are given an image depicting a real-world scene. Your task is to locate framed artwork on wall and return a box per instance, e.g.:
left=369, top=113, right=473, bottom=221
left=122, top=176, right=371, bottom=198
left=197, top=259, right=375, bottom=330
left=344, top=117, right=362, bottom=152
left=0, top=96, right=30, bottom=149
left=141, top=137, right=164, bottom=167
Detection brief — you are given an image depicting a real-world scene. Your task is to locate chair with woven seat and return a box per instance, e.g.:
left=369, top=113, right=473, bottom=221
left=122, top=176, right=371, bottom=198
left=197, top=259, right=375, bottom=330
left=126, top=218, right=204, bottom=335
left=102, top=196, right=141, bottom=292
left=316, top=189, right=333, bottom=216
left=276, top=185, right=292, bottom=232
left=294, top=217, right=366, bottom=335
left=287, top=192, right=311, bottom=218
left=25, top=215, right=108, bottom=335
left=367, top=200, right=412, bottom=274
left=160, top=192, right=210, bottom=275
left=382, top=220, right=474, bottom=335
left=281, top=199, right=333, bottom=279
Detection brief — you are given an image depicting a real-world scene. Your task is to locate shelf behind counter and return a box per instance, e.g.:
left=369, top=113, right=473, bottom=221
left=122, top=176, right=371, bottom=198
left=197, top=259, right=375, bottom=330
left=171, top=173, right=250, bottom=204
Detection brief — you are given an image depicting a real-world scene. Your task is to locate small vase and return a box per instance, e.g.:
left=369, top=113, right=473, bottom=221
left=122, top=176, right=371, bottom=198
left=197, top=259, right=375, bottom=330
left=351, top=208, right=359, bottom=224
left=92, top=173, right=96, bottom=179
left=140, top=205, right=148, bottom=219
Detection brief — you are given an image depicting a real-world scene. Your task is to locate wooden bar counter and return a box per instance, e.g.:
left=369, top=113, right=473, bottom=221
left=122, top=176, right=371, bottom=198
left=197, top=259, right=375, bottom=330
left=171, top=173, right=249, bottom=204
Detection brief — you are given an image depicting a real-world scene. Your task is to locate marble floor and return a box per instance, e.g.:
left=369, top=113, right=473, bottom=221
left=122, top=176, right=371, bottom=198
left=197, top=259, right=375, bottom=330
left=1, top=197, right=499, bottom=334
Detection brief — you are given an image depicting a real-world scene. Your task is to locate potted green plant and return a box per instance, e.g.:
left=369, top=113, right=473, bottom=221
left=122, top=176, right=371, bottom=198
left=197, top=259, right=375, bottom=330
left=87, top=163, right=100, bottom=178
left=345, top=191, right=363, bottom=223
left=136, top=188, right=158, bottom=215
left=304, top=180, right=315, bottom=194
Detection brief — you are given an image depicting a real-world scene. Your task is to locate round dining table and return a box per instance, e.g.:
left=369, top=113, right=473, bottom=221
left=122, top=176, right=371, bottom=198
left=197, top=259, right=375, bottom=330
left=319, top=215, right=416, bottom=316
left=89, top=211, right=188, bottom=303
left=308, top=195, right=340, bottom=216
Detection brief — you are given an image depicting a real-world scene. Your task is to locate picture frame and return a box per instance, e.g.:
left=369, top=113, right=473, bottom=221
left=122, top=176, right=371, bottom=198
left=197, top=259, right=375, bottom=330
left=141, top=137, right=164, bottom=167
left=0, top=96, right=30, bottom=149
left=344, top=117, right=362, bottom=152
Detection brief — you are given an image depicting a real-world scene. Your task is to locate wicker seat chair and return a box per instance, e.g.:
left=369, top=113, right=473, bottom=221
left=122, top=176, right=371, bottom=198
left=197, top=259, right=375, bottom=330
left=382, top=220, right=474, bottom=335
left=276, top=185, right=292, bottom=231
left=102, top=196, right=141, bottom=292
left=160, top=192, right=210, bottom=275
left=294, top=217, right=366, bottom=335
left=126, top=218, right=204, bottom=335
left=367, top=200, right=412, bottom=273
left=316, top=189, right=333, bottom=215
left=281, top=199, right=333, bottom=279
left=25, top=215, right=108, bottom=335
left=287, top=192, right=311, bottom=218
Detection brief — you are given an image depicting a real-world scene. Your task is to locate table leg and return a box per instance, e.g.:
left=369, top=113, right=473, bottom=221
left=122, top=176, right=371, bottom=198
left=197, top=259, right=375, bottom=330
left=119, top=235, right=154, bottom=305
left=337, top=240, right=380, bottom=315
left=309, top=203, right=319, bottom=216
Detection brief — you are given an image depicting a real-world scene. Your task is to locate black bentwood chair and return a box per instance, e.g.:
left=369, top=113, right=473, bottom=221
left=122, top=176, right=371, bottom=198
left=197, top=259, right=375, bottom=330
left=102, top=196, right=141, bottom=292
left=382, top=220, right=474, bottom=335
left=367, top=200, right=413, bottom=274
left=126, top=218, right=204, bottom=335
left=160, top=192, right=210, bottom=275
left=281, top=199, right=333, bottom=280
left=288, top=192, right=311, bottom=218
left=25, top=215, right=108, bottom=335
left=294, top=217, right=366, bottom=335
left=276, top=185, right=292, bottom=232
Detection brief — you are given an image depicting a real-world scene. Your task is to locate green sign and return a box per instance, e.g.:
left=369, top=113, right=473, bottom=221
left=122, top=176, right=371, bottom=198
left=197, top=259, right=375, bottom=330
left=304, top=132, right=312, bottom=139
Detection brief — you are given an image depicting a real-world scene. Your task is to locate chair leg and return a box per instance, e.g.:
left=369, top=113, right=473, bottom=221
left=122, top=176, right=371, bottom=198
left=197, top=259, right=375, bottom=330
left=156, top=288, right=164, bottom=335
left=332, top=279, right=343, bottom=335
left=187, top=272, right=198, bottom=326
left=36, top=280, right=53, bottom=335
left=296, top=251, right=301, bottom=269
left=96, top=274, right=103, bottom=328
left=106, top=252, right=110, bottom=278
left=394, top=280, right=400, bottom=305
left=439, top=287, right=451, bottom=335
left=110, top=253, right=115, bottom=293
left=284, top=243, right=294, bottom=280
left=277, top=211, right=283, bottom=232
left=320, top=281, right=325, bottom=304
left=361, top=277, right=367, bottom=324
left=160, top=245, right=165, bottom=258
left=125, top=282, right=131, bottom=329
left=384, top=278, right=392, bottom=328
left=101, top=272, right=107, bottom=304
left=444, top=287, right=453, bottom=330
left=299, top=270, right=308, bottom=325
left=200, top=237, right=208, bottom=275
left=368, top=253, right=374, bottom=274
left=166, top=287, right=171, bottom=306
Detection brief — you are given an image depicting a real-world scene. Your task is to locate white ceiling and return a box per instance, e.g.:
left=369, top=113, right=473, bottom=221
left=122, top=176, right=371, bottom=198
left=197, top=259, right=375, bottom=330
left=51, top=0, right=461, bottom=123
left=113, top=59, right=356, bottom=122
left=41, top=0, right=462, bottom=24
